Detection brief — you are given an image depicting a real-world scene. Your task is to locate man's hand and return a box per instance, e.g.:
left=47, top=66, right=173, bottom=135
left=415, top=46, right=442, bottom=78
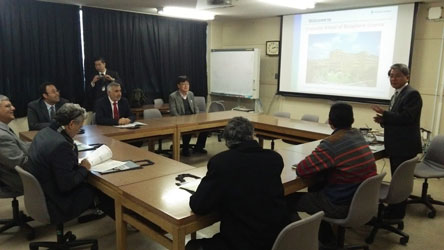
left=80, top=159, right=91, bottom=170
left=90, top=75, right=101, bottom=87
left=371, top=105, right=385, bottom=114
left=118, top=118, right=131, bottom=125
left=373, top=115, right=383, bottom=124
left=104, top=74, right=115, bottom=81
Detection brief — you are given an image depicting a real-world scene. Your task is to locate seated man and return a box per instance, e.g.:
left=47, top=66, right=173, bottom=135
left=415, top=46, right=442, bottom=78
left=169, top=75, right=208, bottom=156
left=25, top=103, right=98, bottom=223
left=94, top=82, right=135, bottom=126
left=186, top=117, right=289, bottom=250
left=27, top=82, right=68, bottom=130
left=0, top=95, right=29, bottom=194
left=287, top=102, right=377, bottom=245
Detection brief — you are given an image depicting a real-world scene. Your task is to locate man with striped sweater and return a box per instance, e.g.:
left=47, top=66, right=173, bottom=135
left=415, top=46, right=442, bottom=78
left=287, top=102, right=377, bottom=245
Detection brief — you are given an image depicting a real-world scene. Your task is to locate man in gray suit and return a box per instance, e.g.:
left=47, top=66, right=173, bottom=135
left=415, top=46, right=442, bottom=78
left=169, top=75, right=208, bottom=156
left=27, top=82, right=68, bottom=130
left=0, top=95, right=29, bottom=193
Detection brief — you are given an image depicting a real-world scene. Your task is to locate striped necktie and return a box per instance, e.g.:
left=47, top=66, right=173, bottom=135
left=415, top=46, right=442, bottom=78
left=389, top=91, right=399, bottom=111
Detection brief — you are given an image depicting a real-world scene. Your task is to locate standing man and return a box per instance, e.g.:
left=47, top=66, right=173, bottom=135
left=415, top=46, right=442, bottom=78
left=372, top=63, right=422, bottom=220
left=94, top=82, right=135, bottom=126
left=169, top=75, right=208, bottom=156
left=0, top=95, right=30, bottom=194
left=27, top=82, right=68, bottom=130
left=86, top=57, right=122, bottom=110
left=288, top=102, right=377, bottom=246
left=186, top=117, right=289, bottom=250
left=25, top=103, right=96, bottom=223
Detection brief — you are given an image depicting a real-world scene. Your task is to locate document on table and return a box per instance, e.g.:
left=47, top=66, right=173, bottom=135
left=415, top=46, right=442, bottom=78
left=79, top=145, right=125, bottom=173
left=179, top=180, right=201, bottom=193
left=114, top=121, right=147, bottom=128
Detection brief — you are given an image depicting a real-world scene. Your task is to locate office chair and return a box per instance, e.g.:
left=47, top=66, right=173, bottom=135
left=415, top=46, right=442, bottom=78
left=366, top=156, right=418, bottom=245
left=407, top=135, right=444, bottom=218
left=301, top=114, right=320, bottom=123
left=0, top=187, right=34, bottom=240
left=153, top=98, right=164, bottom=108
left=15, top=166, right=98, bottom=250
left=143, top=109, right=172, bottom=157
left=271, top=211, right=324, bottom=250
left=323, top=173, right=386, bottom=250
left=208, top=101, right=226, bottom=142
left=194, top=96, right=206, bottom=113
left=256, top=112, right=291, bottom=150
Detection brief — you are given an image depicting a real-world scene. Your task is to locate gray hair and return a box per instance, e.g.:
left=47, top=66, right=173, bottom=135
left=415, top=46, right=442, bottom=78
left=107, top=82, right=121, bottom=92
left=388, top=63, right=410, bottom=77
left=54, top=103, right=86, bottom=125
left=0, top=95, right=9, bottom=103
left=223, top=117, right=254, bottom=148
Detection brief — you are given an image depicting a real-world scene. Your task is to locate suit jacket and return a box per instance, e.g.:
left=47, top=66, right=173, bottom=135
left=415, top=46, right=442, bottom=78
left=382, top=84, right=422, bottom=157
left=189, top=140, right=289, bottom=250
left=169, top=90, right=199, bottom=116
left=94, top=96, right=135, bottom=125
left=25, top=123, right=93, bottom=223
left=0, top=122, right=29, bottom=194
left=86, top=69, right=122, bottom=110
left=27, top=97, right=68, bottom=130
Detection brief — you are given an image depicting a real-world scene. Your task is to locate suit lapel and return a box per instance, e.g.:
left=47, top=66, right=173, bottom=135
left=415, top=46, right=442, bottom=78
left=392, top=85, right=409, bottom=112
left=39, top=99, right=50, bottom=122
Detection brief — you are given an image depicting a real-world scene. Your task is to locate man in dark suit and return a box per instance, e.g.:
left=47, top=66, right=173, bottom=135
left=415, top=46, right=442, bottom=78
left=25, top=103, right=95, bottom=223
left=0, top=95, right=29, bottom=194
left=86, top=57, right=123, bottom=110
left=169, top=75, right=208, bottom=156
left=94, top=82, right=135, bottom=126
left=372, top=63, right=422, bottom=219
left=186, top=117, right=289, bottom=250
left=27, top=82, right=68, bottom=130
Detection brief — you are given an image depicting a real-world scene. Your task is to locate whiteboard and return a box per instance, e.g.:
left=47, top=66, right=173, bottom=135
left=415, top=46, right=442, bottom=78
left=210, top=49, right=260, bottom=99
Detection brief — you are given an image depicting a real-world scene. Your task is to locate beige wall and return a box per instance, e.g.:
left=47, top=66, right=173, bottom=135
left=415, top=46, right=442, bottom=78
left=208, top=2, right=444, bottom=134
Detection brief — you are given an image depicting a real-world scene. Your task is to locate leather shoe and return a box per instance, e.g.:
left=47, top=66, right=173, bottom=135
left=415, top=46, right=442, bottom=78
left=193, top=148, right=207, bottom=154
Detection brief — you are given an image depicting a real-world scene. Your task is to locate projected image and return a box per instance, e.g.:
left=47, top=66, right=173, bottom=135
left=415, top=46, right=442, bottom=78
left=305, top=32, right=381, bottom=87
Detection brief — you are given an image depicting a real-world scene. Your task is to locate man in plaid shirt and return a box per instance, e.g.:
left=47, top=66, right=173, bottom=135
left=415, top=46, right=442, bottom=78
left=287, top=102, right=377, bottom=246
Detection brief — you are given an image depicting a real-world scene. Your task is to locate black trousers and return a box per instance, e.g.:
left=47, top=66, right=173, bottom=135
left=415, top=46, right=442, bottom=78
left=186, top=233, right=230, bottom=250
left=182, top=132, right=208, bottom=150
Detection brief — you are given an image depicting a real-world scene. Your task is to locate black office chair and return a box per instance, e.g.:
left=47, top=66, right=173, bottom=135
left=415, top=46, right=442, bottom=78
left=15, top=166, right=98, bottom=250
left=143, top=109, right=172, bottom=157
left=0, top=187, right=34, bottom=240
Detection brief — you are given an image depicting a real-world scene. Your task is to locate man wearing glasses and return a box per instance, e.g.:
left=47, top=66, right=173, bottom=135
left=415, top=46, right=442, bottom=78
left=27, top=82, right=68, bottom=130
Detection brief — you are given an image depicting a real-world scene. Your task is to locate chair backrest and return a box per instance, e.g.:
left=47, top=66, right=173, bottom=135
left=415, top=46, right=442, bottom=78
left=340, top=172, right=386, bottom=228
left=208, top=101, right=225, bottom=113
left=15, top=166, right=51, bottom=224
left=384, top=156, right=418, bottom=204
left=271, top=211, right=324, bottom=250
left=194, top=96, right=206, bottom=113
left=153, top=98, right=164, bottom=108
left=301, top=114, right=319, bottom=122
left=143, top=109, right=162, bottom=119
left=273, top=112, right=291, bottom=119
left=423, top=135, right=444, bottom=168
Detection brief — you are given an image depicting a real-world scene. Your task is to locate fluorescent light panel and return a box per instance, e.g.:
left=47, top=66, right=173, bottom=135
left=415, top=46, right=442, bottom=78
left=259, top=0, right=316, bottom=10
left=158, top=7, right=215, bottom=20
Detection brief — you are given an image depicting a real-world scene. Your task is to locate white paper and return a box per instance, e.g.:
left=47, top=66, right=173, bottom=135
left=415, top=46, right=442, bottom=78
left=91, top=159, right=125, bottom=173
left=114, top=122, right=147, bottom=128
left=85, top=145, right=112, bottom=166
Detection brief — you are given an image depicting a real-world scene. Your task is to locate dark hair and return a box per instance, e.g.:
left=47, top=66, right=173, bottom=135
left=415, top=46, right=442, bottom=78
left=328, top=102, right=354, bottom=129
left=223, top=117, right=254, bottom=148
left=94, top=56, right=106, bottom=64
left=388, top=63, right=409, bottom=77
left=39, top=82, right=55, bottom=97
left=177, top=75, right=190, bottom=85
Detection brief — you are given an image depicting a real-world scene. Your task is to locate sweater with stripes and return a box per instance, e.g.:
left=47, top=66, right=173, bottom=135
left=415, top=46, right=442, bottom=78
left=296, top=128, right=377, bottom=205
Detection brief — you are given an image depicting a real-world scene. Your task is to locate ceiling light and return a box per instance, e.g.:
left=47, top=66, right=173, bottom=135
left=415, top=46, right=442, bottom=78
left=158, top=7, right=215, bottom=21
left=259, top=0, right=316, bottom=10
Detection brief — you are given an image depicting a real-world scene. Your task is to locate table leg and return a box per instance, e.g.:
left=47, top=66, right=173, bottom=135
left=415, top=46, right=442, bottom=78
left=191, top=232, right=197, bottom=240
left=115, top=200, right=127, bottom=250
left=173, top=130, right=180, bottom=161
left=258, top=137, right=264, bottom=147
left=172, top=229, right=186, bottom=250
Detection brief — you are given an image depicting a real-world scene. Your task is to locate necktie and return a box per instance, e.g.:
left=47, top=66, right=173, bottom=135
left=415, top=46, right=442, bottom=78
left=113, top=102, right=119, bottom=120
left=50, top=106, right=56, bottom=120
left=389, top=91, right=399, bottom=111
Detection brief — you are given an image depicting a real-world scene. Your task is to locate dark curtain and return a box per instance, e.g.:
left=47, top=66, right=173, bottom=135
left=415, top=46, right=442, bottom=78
left=82, top=7, right=208, bottom=105
left=0, top=0, right=83, bottom=117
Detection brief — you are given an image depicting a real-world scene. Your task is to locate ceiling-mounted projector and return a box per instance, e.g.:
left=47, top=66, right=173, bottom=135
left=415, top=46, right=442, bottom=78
left=197, top=0, right=233, bottom=9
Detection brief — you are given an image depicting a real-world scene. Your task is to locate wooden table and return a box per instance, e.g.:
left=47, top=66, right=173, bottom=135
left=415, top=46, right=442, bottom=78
left=131, top=103, right=170, bottom=119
